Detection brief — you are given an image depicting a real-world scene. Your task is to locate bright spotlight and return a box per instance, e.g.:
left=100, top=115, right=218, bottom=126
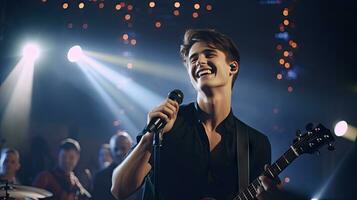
left=68, top=45, right=84, bottom=63
left=334, top=121, right=348, bottom=136
left=22, top=43, right=40, bottom=60
left=311, top=198, right=318, bottom=200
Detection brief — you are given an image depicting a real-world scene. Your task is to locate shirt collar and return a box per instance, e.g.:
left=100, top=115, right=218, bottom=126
left=193, top=102, right=235, bottom=134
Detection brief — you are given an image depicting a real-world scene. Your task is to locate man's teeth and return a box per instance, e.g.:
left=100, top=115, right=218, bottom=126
left=197, top=69, right=213, bottom=78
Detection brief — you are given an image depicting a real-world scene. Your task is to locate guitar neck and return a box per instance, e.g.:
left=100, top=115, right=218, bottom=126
left=233, top=146, right=300, bottom=200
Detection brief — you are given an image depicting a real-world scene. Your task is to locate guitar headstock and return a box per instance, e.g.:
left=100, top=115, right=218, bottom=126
left=293, top=123, right=335, bottom=155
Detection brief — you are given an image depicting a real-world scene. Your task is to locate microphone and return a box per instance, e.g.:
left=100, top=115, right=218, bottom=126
left=144, top=89, right=184, bottom=133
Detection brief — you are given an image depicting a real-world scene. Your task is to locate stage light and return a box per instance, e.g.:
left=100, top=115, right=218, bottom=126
left=22, top=42, right=40, bottom=60
left=99, top=2, right=104, bottom=9
left=283, top=19, right=289, bottom=26
left=283, top=50, right=289, bottom=57
left=127, top=4, right=133, bottom=11
left=82, top=23, right=88, bottom=29
left=155, top=21, right=162, bottom=28
left=130, top=39, right=137, bottom=46
left=276, top=44, right=282, bottom=51
left=67, top=45, right=84, bottom=63
left=63, top=2, right=69, bottom=9
left=194, top=3, right=200, bottom=10
left=127, top=63, right=133, bottom=69
left=115, top=4, right=122, bottom=10
left=276, top=73, right=282, bottom=80
left=173, top=10, right=180, bottom=16
left=284, top=62, right=290, bottom=69
left=279, top=58, right=285, bottom=65
left=334, top=121, right=348, bottom=137
left=149, top=2, right=156, bottom=8
left=124, top=14, right=131, bottom=21
left=122, top=33, right=129, bottom=40
left=78, top=2, right=85, bottom=9
left=192, top=12, right=199, bottom=18
left=206, top=4, right=213, bottom=11
left=174, top=2, right=180, bottom=8
left=311, top=198, right=318, bottom=200
left=283, top=8, right=289, bottom=16
left=287, top=86, right=293, bottom=92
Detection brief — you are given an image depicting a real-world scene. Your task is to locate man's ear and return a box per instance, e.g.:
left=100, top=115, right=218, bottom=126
left=229, top=61, right=239, bottom=74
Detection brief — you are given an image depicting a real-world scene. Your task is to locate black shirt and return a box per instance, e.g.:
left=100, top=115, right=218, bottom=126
left=141, top=102, right=271, bottom=200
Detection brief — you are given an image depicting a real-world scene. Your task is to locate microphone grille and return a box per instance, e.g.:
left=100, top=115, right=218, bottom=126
left=168, top=89, right=184, bottom=105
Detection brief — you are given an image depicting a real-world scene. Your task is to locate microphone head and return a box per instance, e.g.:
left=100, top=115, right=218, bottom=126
left=168, top=89, right=184, bottom=105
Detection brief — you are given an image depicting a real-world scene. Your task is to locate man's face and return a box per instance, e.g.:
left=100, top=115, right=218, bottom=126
left=111, top=136, right=132, bottom=164
left=58, top=149, right=79, bottom=172
left=98, top=147, right=113, bottom=168
left=187, top=42, right=234, bottom=91
left=0, top=153, right=20, bottom=175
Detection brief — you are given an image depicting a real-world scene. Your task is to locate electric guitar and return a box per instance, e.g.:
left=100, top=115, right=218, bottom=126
left=232, top=123, right=335, bottom=200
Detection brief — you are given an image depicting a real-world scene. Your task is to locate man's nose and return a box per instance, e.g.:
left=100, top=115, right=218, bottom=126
left=196, top=54, right=207, bottom=66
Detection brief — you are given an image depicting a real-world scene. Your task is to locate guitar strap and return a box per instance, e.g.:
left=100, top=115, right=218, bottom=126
left=236, top=121, right=250, bottom=192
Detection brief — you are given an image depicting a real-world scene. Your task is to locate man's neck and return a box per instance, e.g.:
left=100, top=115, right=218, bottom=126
left=197, top=87, right=232, bottom=132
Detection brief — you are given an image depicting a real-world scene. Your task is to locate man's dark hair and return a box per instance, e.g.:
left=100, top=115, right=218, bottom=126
left=180, top=29, right=240, bottom=88
left=59, top=138, right=81, bottom=152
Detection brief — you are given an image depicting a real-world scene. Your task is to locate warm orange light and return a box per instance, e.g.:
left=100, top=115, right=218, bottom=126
left=279, top=59, right=285, bottom=65
left=288, top=86, right=293, bottom=92
left=283, top=19, right=289, bottom=26
left=115, top=4, right=122, bottom=10
left=130, top=39, right=137, bottom=45
left=206, top=4, right=212, bottom=11
left=63, top=3, right=69, bottom=9
left=192, top=12, right=199, bottom=18
left=283, top=51, right=289, bottom=57
left=99, top=2, right=105, bottom=9
left=194, top=3, right=200, bottom=10
left=127, top=4, right=133, bottom=11
left=174, top=2, right=181, bottom=8
left=122, top=34, right=129, bottom=40
left=78, top=2, right=85, bottom=9
left=291, top=42, right=298, bottom=48
left=284, top=62, right=290, bottom=69
left=277, top=73, right=283, bottom=80
left=124, top=14, right=131, bottom=21
left=279, top=25, right=285, bottom=32
left=149, top=2, right=156, bottom=8
left=155, top=21, right=162, bottom=28
left=173, top=10, right=180, bottom=16
left=127, top=63, right=133, bottom=69
left=283, top=8, right=289, bottom=16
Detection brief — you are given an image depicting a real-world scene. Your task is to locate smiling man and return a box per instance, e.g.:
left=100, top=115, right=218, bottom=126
left=111, top=29, right=282, bottom=200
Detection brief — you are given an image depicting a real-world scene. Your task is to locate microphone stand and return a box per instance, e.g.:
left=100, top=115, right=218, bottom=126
left=152, top=128, right=161, bottom=200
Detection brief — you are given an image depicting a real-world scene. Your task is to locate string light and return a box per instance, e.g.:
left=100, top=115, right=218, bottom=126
left=62, top=2, right=69, bottom=9
left=149, top=2, right=156, bottom=8
left=78, top=2, right=85, bottom=9
left=155, top=21, right=162, bottom=28
left=194, top=3, right=200, bottom=10
left=174, top=2, right=181, bottom=8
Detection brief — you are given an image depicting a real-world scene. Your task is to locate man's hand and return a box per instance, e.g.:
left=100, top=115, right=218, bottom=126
left=256, top=165, right=284, bottom=200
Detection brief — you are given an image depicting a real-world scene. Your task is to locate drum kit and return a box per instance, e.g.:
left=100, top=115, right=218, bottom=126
left=0, top=181, right=52, bottom=200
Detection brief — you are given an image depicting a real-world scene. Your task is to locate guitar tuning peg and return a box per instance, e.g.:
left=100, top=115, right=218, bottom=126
left=305, top=123, right=314, bottom=131
left=296, top=129, right=302, bottom=138
left=327, top=143, right=335, bottom=151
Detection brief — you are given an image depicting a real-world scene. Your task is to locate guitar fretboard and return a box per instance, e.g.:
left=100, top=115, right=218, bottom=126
left=232, top=146, right=299, bottom=200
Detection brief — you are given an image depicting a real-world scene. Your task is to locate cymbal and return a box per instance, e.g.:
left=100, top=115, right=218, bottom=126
left=0, top=184, right=52, bottom=199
